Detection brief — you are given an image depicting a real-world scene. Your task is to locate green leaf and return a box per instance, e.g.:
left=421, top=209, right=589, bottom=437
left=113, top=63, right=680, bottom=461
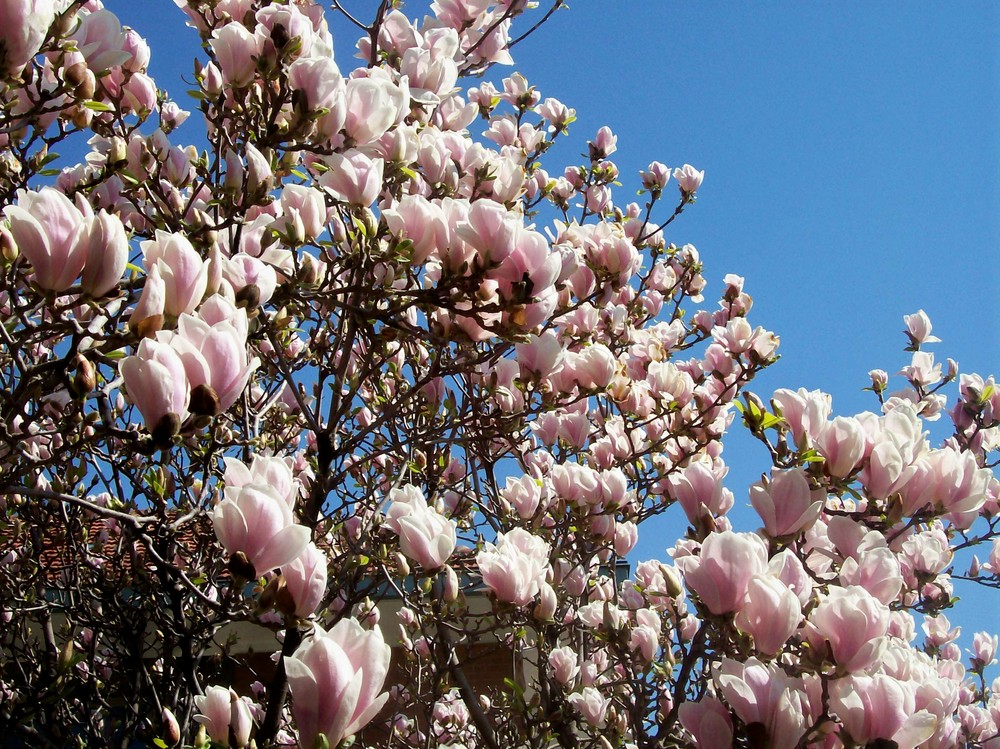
left=153, top=739, right=168, bottom=748
left=82, top=100, right=115, bottom=112
left=759, top=413, right=784, bottom=429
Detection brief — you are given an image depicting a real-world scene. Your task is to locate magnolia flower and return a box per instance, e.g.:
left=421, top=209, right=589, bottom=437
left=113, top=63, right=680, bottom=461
left=808, top=585, right=889, bottom=672
left=749, top=468, right=824, bottom=538
left=120, top=338, right=190, bottom=435
left=0, top=0, right=56, bottom=73
left=384, top=485, right=457, bottom=570
left=715, top=658, right=817, bottom=749
left=281, top=542, right=328, bottom=618
left=223, top=454, right=298, bottom=508
left=212, top=482, right=310, bottom=577
left=829, top=675, right=936, bottom=749
left=903, top=309, right=941, bottom=347
left=679, top=531, right=768, bottom=615
left=285, top=618, right=391, bottom=749
left=734, top=575, right=802, bottom=655
left=141, top=231, right=208, bottom=317
left=193, top=686, right=253, bottom=748
left=477, top=528, right=550, bottom=607
left=678, top=696, right=733, bottom=749
left=80, top=209, right=129, bottom=297
left=209, top=22, right=260, bottom=88
left=548, top=646, right=579, bottom=685
left=162, top=311, right=259, bottom=415
left=673, top=163, right=705, bottom=194
left=567, top=687, right=610, bottom=728
left=4, top=187, right=88, bottom=291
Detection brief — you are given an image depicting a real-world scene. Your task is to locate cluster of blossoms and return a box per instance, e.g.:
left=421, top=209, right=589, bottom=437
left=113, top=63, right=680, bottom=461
left=1, top=1, right=1000, bottom=749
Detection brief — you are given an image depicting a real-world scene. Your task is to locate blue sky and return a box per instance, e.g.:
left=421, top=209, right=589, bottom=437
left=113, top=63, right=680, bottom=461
left=105, top=1, right=1000, bottom=638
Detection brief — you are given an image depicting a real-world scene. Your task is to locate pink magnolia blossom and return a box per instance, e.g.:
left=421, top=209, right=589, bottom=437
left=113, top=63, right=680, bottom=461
left=673, top=163, right=705, bottom=194
left=131, top=262, right=166, bottom=328
left=288, top=55, right=344, bottom=112
left=972, top=632, right=999, bottom=669
left=320, top=151, right=385, bottom=206
left=141, top=231, right=208, bottom=317
left=212, top=481, right=310, bottom=577
left=548, top=646, right=579, bottom=685
left=477, top=528, right=550, bottom=607
left=734, top=575, right=802, bottom=655
left=678, top=695, right=733, bottom=749
left=575, top=344, right=618, bottom=390
left=904, top=309, right=941, bottom=347
left=714, top=658, right=817, bottom=749
left=568, top=687, right=610, bottom=728
left=71, top=9, right=131, bottom=73
left=454, top=198, right=519, bottom=266
left=79, top=209, right=128, bottom=297
left=285, top=618, right=391, bottom=749
left=5, top=187, right=88, bottom=292
left=274, top=184, right=327, bottom=244
left=772, top=387, right=831, bottom=448
left=839, top=545, right=903, bottom=605
left=829, top=675, right=937, bottom=749
left=222, top=253, right=278, bottom=306
left=120, top=338, right=191, bottom=432
left=383, top=194, right=450, bottom=265
left=749, top=467, right=824, bottom=538
left=162, top=311, right=258, bottom=415
left=193, top=686, right=253, bottom=748
left=814, top=415, right=866, bottom=478
left=209, top=22, right=260, bottom=88
left=679, top=531, right=768, bottom=615
left=668, top=459, right=734, bottom=524
left=281, top=542, right=328, bottom=618
left=516, top=331, right=564, bottom=379
left=343, top=75, right=407, bottom=145
left=0, top=0, right=56, bottom=73
left=808, top=585, right=889, bottom=672
left=385, top=485, right=457, bottom=570
left=223, top=454, right=298, bottom=508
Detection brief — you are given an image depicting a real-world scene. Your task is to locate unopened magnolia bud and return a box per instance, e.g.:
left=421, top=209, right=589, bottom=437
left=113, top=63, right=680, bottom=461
left=443, top=565, right=459, bottom=602
left=161, top=707, right=181, bottom=746
left=58, top=638, right=75, bottom=673
left=70, top=354, right=96, bottom=396
left=946, top=358, right=959, bottom=380
left=534, top=582, right=557, bottom=621
left=108, top=136, right=127, bottom=166
left=194, top=724, right=209, bottom=749
left=65, top=63, right=95, bottom=99
left=869, top=369, right=888, bottom=393
left=394, top=552, right=410, bottom=577
left=661, top=565, right=683, bottom=599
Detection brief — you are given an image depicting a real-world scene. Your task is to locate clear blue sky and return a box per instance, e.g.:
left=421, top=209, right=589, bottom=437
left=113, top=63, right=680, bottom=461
left=106, top=1, right=1000, bottom=639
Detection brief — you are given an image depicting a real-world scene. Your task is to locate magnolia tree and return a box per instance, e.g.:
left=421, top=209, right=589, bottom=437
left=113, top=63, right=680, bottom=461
left=2, top=1, right=1000, bottom=748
